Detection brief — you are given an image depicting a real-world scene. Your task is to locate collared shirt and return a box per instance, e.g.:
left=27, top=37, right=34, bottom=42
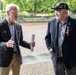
left=58, top=20, right=67, bottom=57
left=6, top=18, right=17, bottom=52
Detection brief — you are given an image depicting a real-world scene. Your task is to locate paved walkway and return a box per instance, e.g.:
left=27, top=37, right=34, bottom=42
left=9, top=60, right=55, bottom=75
left=9, top=23, right=55, bottom=75
left=20, top=61, right=55, bottom=75
left=20, top=53, right=54, bottom=75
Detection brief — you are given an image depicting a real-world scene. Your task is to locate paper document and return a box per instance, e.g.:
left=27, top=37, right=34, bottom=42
left=31, top=34, right=35, bottom=51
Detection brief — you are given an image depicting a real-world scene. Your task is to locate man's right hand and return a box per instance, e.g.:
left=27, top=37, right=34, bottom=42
left=6, top=37, right=14, bottom=48
left=49, top=49, right=54, bottom=55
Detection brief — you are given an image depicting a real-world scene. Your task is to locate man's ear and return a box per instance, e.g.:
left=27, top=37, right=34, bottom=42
left=7, top=11, right=10, bottom=15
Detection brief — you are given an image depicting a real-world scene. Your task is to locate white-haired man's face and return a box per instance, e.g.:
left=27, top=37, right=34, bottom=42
left=55, top=9, right=68, bottom=22
left=7, top=6, right=19, bottom=22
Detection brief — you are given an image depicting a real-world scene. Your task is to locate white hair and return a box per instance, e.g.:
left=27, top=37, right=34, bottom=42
left=6, top=4, right=19, bottom=12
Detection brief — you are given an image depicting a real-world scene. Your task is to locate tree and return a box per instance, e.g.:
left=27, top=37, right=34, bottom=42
left=67, top=0, right=76, bottom=13
left=0, top=0, right=3, bottom=10
left=3, top=0, right=76, bottom=15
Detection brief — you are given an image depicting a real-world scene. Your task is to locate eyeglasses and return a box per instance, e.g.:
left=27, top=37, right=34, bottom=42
left=10, top=10, right=19, bottom=14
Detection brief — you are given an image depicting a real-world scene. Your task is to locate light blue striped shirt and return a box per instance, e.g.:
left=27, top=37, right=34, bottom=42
left=58, top=21, right=67, bottom=57
left=6, top=18, right=17, bottom=52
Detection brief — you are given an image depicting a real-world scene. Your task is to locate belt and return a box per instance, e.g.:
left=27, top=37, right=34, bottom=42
left=57, top=57, right=64, bottom=62
left=14, top=51, right=17, bottom=53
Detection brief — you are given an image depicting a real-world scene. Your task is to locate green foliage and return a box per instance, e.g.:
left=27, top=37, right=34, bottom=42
left=0, top=1, right=3, bottom=10
left=67, top=0, right=76, bottom=13
left=0, top=12, right=6, bottom=18
left=2, top=0, right=76, bottom=17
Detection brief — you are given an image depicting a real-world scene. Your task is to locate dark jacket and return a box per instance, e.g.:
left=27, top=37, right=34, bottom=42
left=0, top=19, right=30, bottom=67
left=45, top=16, right=76, bottom=69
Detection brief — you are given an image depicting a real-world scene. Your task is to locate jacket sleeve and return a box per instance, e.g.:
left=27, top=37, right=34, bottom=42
left=45, top=21, right=52, bottom=50
left=19, top=26, right=31, bottom=49
left=0, top=42, right=7, bottom=51
left=0, top=24, right=7, bottom=51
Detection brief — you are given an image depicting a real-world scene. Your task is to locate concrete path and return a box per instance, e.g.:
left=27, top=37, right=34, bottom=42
left=21, top=61, right=55, bottom=75
left=9, top=22, right=55, bottom=75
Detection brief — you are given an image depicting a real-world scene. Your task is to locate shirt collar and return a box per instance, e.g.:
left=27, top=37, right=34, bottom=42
left=6, top=17, right=16, bottom=26
left=59, top=17, right=68, bottom=25
left=6, top=17, right=16, bottom=24
left=6, top=17, right=10, bottom=23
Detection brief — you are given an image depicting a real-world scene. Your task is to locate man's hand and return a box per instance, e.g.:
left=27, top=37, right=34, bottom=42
left=6, top=37, right=14, bottom=48
left=49, top=49, right=54, bottom=55
left=29, top=42, right=35, bottom=47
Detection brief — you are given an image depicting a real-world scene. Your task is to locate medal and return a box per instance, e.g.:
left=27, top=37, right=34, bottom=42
left=66, top=27, right=69, bottom=36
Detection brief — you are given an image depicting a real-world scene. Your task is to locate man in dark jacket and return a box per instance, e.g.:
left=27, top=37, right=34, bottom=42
left=0, top=4, right=35, bottom=75
left=45, top=2, right=76, bottom=75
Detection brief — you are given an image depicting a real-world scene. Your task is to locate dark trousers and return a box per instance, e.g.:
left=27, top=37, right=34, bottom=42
left=53, top=57, right=76, bottom=75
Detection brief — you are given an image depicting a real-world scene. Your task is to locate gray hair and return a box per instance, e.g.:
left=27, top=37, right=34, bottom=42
left=6, top=4, right=19, bottom=12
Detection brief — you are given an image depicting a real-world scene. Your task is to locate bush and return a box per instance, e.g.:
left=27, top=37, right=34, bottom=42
left=0, top=12, right=6, bottom=18
left=0, top=11, right=55, bottom=19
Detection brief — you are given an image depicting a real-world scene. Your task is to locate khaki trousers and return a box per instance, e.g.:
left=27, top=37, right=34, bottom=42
left=0, top=53, right=21, bottom=75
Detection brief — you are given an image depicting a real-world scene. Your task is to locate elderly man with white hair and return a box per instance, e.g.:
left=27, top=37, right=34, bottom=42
left=0, top=4, right=35, bottom=75
left=45, top=2, right=76, bottom=75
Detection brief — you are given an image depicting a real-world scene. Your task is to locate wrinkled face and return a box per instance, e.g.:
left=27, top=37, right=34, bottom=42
left=55, top=9, right=67, bottom=21
left=7, top=6, right=19, bottom=22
